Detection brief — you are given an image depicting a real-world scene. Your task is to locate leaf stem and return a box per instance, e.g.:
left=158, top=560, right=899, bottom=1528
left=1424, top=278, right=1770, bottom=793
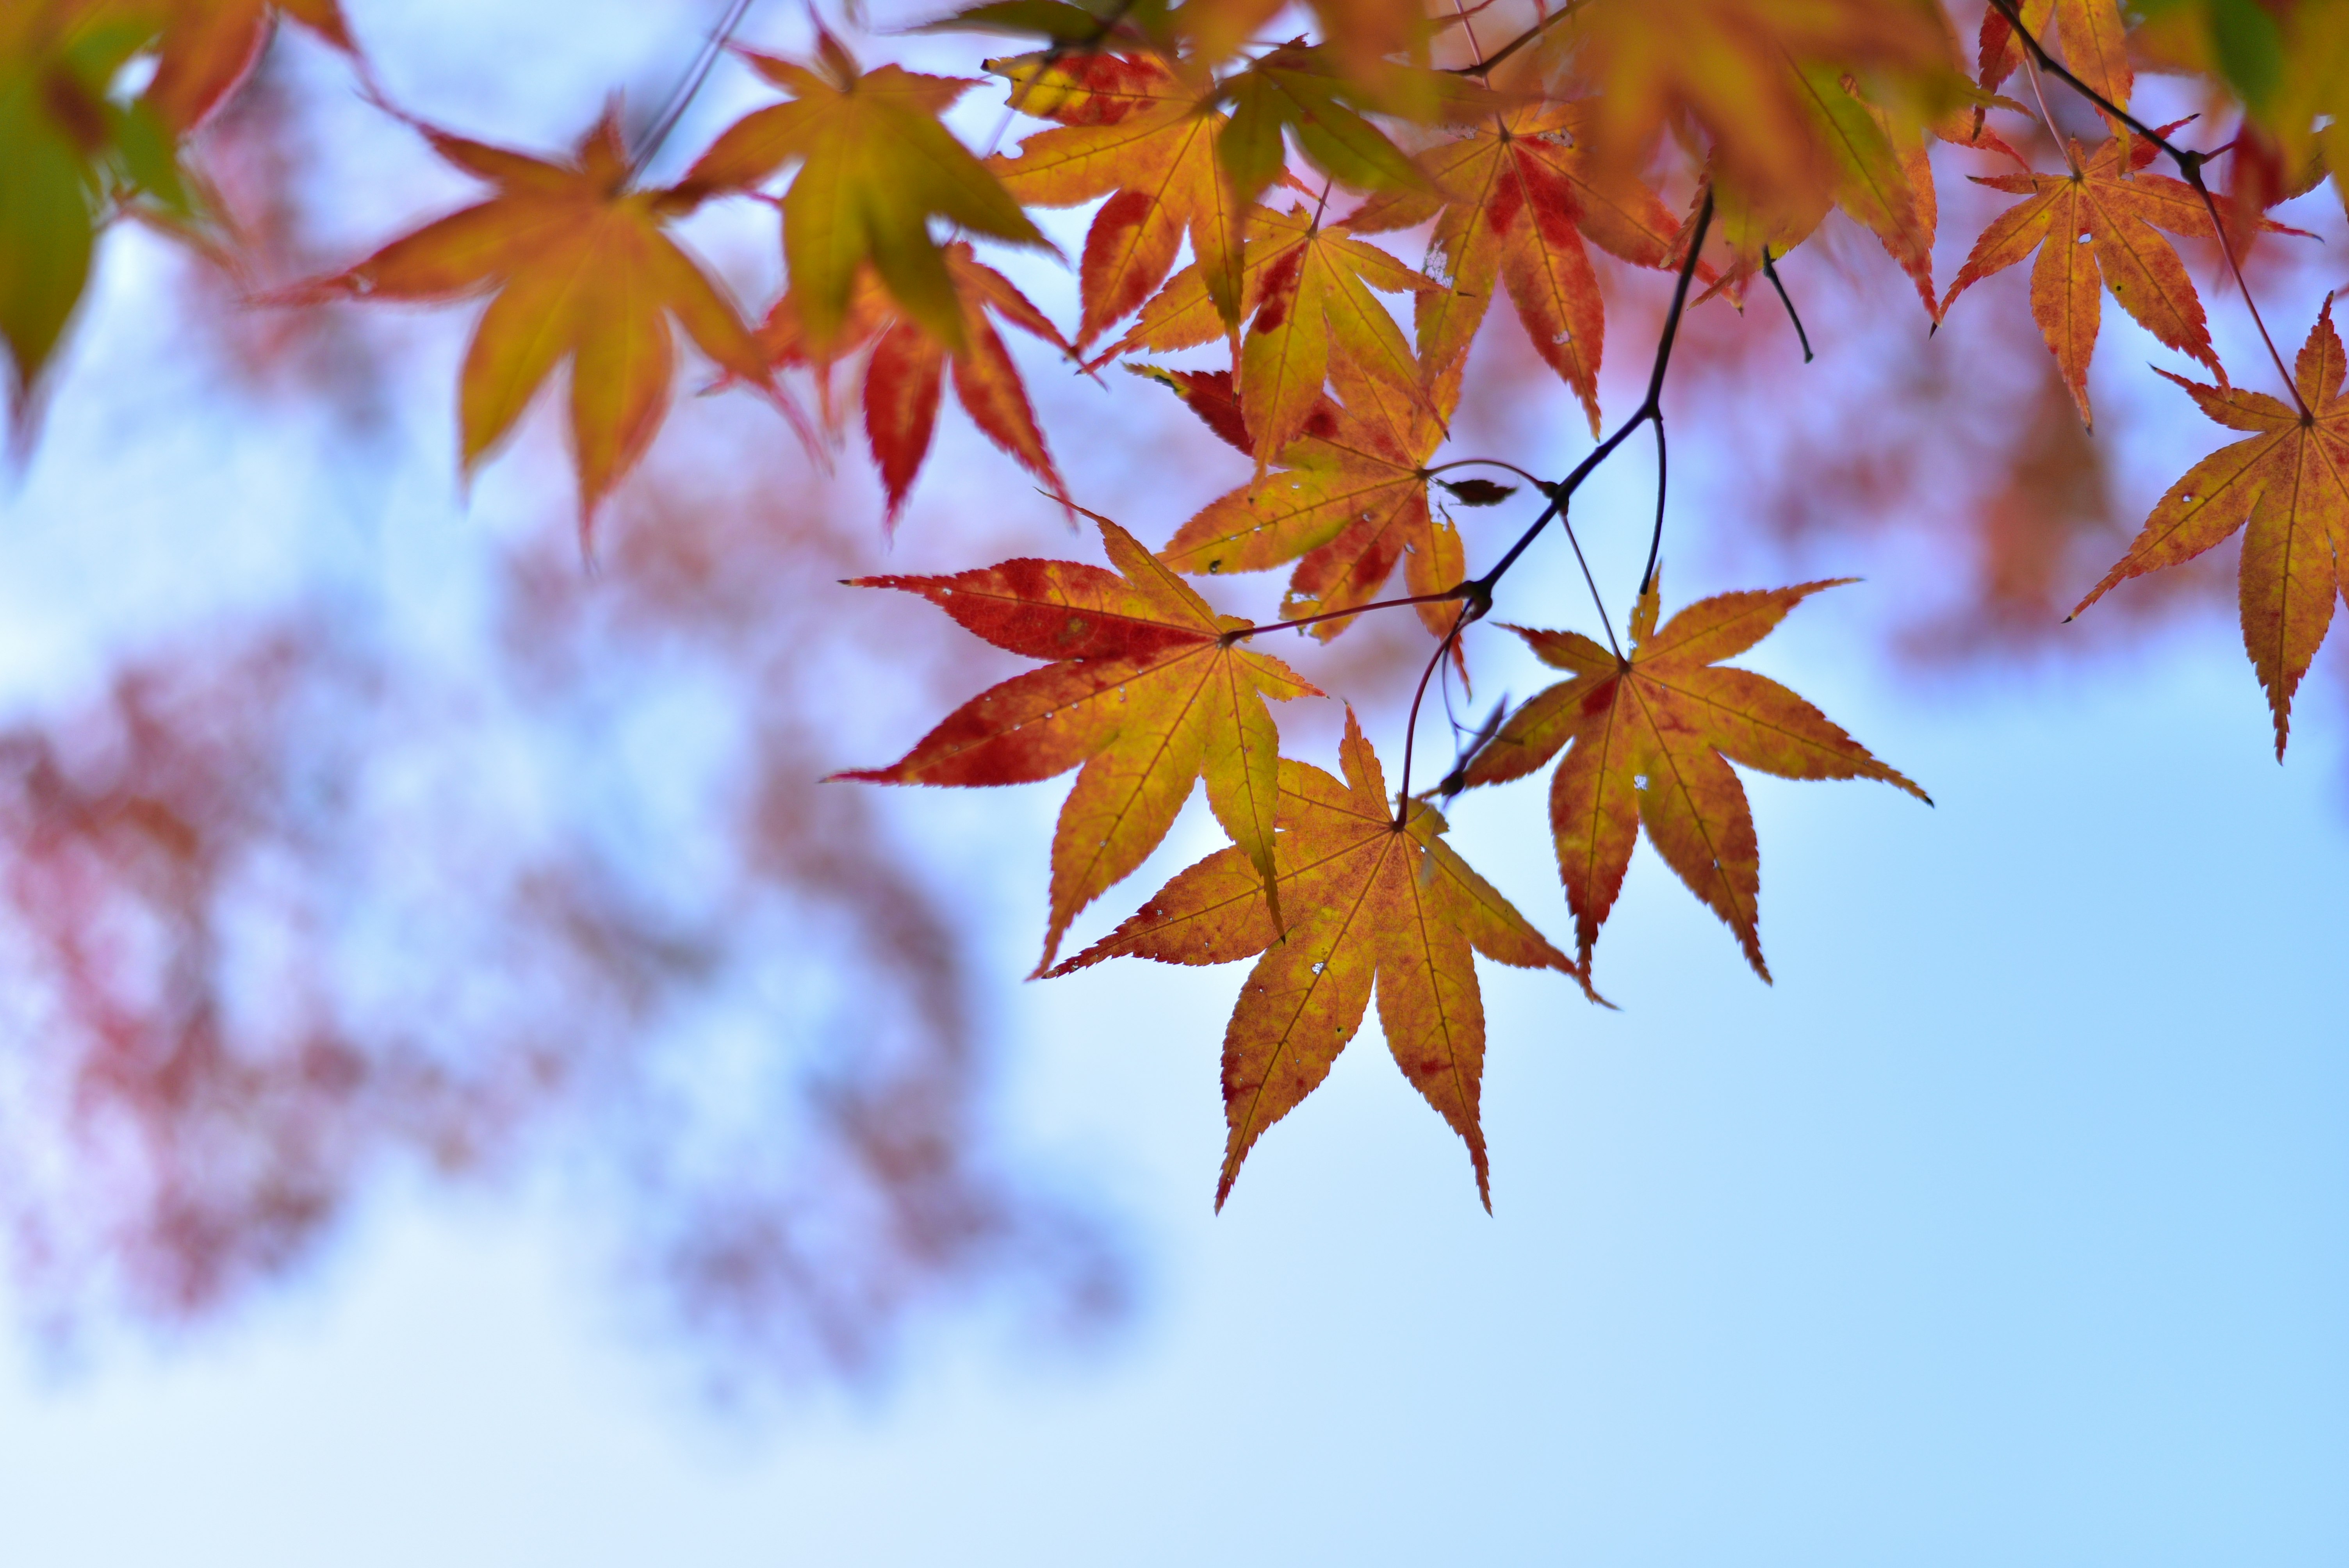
left=1221, top=588, right=1465, bottom=642
left=1449, top=0, right=1584, bottom=78
left=630, top=0, right=757, bottom=178
left=1425, top=456, right=1551, bottom=488
left=1984, top=0, right=2307, bottom=417
left=1395, top=603, right=1472, bottom=827
left=1560, top=508, right=1620, bottom=656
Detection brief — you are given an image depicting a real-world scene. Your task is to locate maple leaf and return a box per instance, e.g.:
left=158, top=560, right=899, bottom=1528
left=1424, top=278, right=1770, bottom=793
left=143, top=0, right=354, bottom=133
left=2072, top=303, right=2349, bottom=758
left=836, top=511, right=1319, bottom=975
left=1098, top=203, right=1438, bottom=470
left=0, top=0, right=206, bottom=417
left=1941, top=132, right=2251, bottom=428
left=681, top=31, right=1047, bottom=355
left=1459, top=580, right=1929, bottom=981
left=1151, top=358, right=1465, bottom=644
left=1348, top=100, right=1690, bottom=433
left=291, top=110, right=770, bottom=528
left=1050, top=708, right=1584, bottom=1210
left=757, top=244, right=1073, bottom=527
left=984, top=48, right=1247, bottom=346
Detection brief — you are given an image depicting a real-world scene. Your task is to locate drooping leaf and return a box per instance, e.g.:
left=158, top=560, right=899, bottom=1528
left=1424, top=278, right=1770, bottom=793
left=2073, top=302, right=2349, bottom=757
left=758, top=244, right=1074, bottom=527
left=288, top=110, right=770, bottom=527
left=1941, top=132, right=2262, bottom=426
left=1460, top=579, right=1929, bottom=981
left=1051, top=708, right=1584, bottom=1210
left=835, top=512, right=1319, bottom=974
left=1349, top=98, right=1690, bottom=432
left=681, top=30, right=1047, bottom=354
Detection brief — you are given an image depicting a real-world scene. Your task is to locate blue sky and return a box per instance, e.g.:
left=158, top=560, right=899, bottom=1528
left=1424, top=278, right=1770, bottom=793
left=4, top=4, right=2349, bottom=1564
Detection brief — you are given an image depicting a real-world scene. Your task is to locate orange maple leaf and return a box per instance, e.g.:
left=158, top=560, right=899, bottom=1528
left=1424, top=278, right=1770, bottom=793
left=985, top=48, right=1248, bottom=346
left=2073, top=303, right=2349, bottom=757
left=1052, top=708, right=1583, bottom=1210
left=1151, top=358, right=1465, bottom=644
left=836, top=512, right=1319, bottom=975
left=293, top=111, right=770, bottom=528
left=757, top=244, right=1074, bottom=527
left=1099, top=203, right=1438, bottom=472
left=1349, top=99, right=1689, bottom=433
left=1941, top=132, right=2243, bottom=427
left=681, top=31, right=1047, bottom=355
left=1460, top=580, right=1929, bottom=981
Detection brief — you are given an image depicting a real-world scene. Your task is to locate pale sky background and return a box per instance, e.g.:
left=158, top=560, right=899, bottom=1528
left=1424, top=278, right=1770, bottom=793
left=3, top=4, right=2347, bottom=1565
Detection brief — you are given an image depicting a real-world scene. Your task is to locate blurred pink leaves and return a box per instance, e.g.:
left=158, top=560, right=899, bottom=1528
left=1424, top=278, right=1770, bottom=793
left=0, top=455, right=1124, bottom=1386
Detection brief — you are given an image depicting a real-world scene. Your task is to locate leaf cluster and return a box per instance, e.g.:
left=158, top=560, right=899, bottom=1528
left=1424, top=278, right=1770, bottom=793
left=5, top=0, right=2345, bottom=1207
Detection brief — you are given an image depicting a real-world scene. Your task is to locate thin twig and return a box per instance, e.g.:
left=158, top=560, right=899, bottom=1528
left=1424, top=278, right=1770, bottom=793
left=1984, top=0, right=2307, bottom=416
left=1390, top=189, right=1718, bottom=814
left=1760, top=248, right=1813, bottom=363
left=631, top=0, right=757, bottom=177
left=1639, top=417, right=1668, bottom=596
left=1467, top=183, right=1716, bottom=599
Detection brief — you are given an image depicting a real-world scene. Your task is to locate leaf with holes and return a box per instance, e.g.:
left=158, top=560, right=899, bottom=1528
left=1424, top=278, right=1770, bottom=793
left=1458, top=579, right=1929, bottom=982
left=835, top=511, right=1317, bottom=975
left=2073, top=302, right=2349, bottom=758
left=1051, top=707, right=1584, bottom=1210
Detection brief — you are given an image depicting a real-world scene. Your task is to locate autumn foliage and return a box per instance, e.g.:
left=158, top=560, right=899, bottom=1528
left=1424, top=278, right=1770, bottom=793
left=5, top=0, right=2348, bottom=1231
